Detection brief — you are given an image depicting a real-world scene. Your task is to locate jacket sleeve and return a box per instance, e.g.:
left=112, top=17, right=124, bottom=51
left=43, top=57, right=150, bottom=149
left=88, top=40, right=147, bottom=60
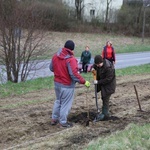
left=88, top=52, right=91, bottom=63
left=112, top=47, right=116, bottom=62
left=49, top=59, right=53, bottom=72
left=67, top=58, right=86, bottom=84
left=81, top=52, right=83, bottom=62
left=101, top=48, right=105, bottom=58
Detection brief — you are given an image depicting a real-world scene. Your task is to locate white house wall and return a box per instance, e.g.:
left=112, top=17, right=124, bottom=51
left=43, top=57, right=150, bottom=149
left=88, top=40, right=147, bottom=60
left=63, top=0, right=75, bottom=7
left=63, top=0, right=123, bottom=22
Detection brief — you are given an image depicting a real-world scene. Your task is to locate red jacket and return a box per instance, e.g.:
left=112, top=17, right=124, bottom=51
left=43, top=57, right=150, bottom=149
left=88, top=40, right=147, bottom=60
left=102, top=46, right=116, bottom=62
left=50, top=48, right=85, bottom=87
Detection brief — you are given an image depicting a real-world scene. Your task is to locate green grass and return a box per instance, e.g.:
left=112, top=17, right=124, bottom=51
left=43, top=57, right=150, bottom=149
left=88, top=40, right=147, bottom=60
left=0, top=63, right=150, bottom=98
left=85, top=123, right=150, bottom=150
left=116, top=63, right=150, bottom=76
left=0, top=76, right=54, bottom=98
left=116, top=44, right=150, bottom=54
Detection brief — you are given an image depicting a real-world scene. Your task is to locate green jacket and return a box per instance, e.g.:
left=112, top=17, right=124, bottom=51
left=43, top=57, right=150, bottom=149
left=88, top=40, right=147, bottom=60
left=81, top=51, right=91, bottom=64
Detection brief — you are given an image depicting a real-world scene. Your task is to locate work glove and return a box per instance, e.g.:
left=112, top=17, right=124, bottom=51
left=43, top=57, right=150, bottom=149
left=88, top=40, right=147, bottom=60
left=94, top=80, right=98, bottom=84
left=91, top=67, right=95, bottom=72
left=85, top=81, right=90, bottom=88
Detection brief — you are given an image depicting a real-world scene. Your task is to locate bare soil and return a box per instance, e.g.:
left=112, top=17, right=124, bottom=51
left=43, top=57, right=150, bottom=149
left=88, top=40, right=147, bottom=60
left=0, top=74, right=150, bottom=150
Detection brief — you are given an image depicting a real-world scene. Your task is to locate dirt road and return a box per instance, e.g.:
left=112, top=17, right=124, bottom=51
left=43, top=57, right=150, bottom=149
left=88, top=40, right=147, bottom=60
left=0, top=74, right=150, bottom=150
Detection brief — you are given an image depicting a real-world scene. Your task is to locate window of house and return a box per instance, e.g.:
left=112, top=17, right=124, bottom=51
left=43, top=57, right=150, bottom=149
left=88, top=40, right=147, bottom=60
left=90, top=9, right=95, bottom=17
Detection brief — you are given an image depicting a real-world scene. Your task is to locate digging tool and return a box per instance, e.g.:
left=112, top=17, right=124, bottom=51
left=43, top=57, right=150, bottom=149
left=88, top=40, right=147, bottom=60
left=85, top=87, right=90, bottom=126
left=134, top=85, right=142, bottom=111
left=92, top=69, right=100, bottom=114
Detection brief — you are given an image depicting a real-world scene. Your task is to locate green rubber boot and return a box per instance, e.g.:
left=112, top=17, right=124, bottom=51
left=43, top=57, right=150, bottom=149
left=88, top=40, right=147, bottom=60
left=96, top=113, right=105, bottom=121
left=96, top=107, right=110, bottom=121
left=103, top=106, right=110, bottom=119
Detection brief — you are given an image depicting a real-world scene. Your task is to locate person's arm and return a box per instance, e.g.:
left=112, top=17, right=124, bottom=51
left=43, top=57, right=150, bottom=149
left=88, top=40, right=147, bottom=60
left=80, top=52, right=83, bottom=63
left=67, top=58, right=86, bottom=84
left=101, top=48, right=105, bottom=58
left=49, top=59, right=54, bottom=72
left=88, top=52, right=91, bottom=63
left=112, top=47, right=116, bottom=64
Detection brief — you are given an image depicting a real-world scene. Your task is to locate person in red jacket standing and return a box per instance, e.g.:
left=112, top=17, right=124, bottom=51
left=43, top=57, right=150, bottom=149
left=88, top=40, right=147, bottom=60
left=49, top=40, right=90, bottom=128
left=101, top=41, right=116, bottom=65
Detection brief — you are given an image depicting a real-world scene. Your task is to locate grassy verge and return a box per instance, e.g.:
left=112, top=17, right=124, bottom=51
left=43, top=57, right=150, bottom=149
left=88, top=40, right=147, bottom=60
left=85, top=123, right=150, bottom=150
left=117, top=44, right=150, bottom=54
left=116, top=63, right=150, bottom=76
left=0, top=76, right=54, bottom=98
left=0, top=63, right=150, bottom=98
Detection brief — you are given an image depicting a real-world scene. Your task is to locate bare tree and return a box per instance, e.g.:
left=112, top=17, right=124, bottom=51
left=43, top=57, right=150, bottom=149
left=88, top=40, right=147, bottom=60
left=105, top=0, right=112, bottom=29
left=142, top=0, right=150, bottom=42
left=75, top=0, right=84, bottom=21
left=118, top=0, right=147, bottom=36
left=0, top=0, right=48, bottom=83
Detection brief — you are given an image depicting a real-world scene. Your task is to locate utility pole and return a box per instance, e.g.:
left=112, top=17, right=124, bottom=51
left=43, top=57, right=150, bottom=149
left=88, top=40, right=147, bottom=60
left=142, top=2, right=150, bottom=43
left=142, top=6, right=146, bottom=43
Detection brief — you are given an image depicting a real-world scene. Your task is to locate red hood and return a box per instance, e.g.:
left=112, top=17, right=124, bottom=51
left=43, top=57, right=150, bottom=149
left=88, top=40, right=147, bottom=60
left=56, top=48, right=74, bottom=60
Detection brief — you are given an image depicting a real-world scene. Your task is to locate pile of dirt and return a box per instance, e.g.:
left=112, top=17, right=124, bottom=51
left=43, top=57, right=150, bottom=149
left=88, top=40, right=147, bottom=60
left=0, top=74, right=150, bottom=150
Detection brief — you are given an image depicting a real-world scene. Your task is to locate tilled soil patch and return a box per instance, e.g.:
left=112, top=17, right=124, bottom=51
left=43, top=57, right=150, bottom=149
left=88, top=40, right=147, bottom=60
left=0, top=75, right=150, bottom=150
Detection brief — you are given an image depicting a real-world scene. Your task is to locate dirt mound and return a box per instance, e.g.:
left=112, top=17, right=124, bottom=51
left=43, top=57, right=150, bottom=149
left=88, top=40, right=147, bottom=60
left=0, top=74, right=150, bottom=150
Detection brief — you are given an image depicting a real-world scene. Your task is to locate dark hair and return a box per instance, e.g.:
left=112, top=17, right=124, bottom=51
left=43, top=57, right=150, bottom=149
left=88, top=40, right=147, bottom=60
left=94, top=55, right=103, bottom=64
left=106, top=41, right=112, bottom=46
left=64, top=40, right=75, bottom=50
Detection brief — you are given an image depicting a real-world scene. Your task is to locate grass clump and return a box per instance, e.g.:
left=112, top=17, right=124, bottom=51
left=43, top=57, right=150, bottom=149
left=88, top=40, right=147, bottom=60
left=85, top=123, right=150, bottom=150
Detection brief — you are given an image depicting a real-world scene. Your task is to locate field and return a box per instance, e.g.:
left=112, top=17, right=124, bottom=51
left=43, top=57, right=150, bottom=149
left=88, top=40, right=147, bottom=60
left=0, top=32, right=150, bottom=149
left=43, top=32, right=150, bottom=58
left=0, top=73, right=150, bottom=150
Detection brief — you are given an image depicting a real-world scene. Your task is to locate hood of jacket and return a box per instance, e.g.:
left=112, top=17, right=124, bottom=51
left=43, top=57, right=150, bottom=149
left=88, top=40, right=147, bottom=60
left=56, top=48, right=74, bottom=60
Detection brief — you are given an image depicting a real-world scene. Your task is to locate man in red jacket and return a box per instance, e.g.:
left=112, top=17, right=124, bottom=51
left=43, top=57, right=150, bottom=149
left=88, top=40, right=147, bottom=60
left=50, top=40, right=90, bottom=128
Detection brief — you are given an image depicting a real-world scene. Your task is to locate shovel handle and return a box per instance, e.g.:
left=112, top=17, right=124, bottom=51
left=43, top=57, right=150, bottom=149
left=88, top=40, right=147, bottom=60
left=92, top=69, right=100, bottom=113
left=92, top=70, right=97, bottom=80
left=95, top=84, right=100, bottom=113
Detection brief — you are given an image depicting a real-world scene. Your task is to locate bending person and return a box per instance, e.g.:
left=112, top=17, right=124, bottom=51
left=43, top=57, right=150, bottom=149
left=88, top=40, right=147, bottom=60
left=92, top=55, right=116, bottom=121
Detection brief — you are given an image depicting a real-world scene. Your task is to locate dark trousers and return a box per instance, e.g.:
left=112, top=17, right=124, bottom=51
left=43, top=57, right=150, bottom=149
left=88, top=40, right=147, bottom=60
left=82, top=62, right=88, bottom=72
left=107, top=59, right=113, bottom=63
left=102, top=94, right=111, bottom=110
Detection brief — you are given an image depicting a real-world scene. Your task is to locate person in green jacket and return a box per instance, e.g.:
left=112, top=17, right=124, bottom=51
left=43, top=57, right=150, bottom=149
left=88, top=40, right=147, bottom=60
left=80, top=46, right=92, bottom=73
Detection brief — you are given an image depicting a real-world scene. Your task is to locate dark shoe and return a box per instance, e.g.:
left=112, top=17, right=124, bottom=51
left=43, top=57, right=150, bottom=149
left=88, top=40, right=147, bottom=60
left=104, top=115, right=110, bottom=120
left=51, top=119, right=58, bottom=125
left=96, top=113, right=105, bottom=121
left=60, top=122, right=73, bottom=128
